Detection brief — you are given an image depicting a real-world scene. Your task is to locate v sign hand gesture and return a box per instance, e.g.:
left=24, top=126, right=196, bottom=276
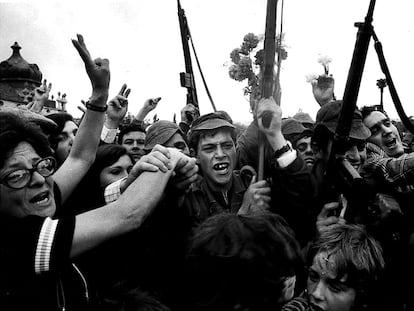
left=72, top=34, right=110, bottom=99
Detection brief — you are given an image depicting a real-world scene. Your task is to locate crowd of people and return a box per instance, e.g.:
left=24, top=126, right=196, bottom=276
left=1, top=34, right=414, bottom=311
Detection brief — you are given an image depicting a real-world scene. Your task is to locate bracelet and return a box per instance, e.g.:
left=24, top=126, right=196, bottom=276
left=86, top=101, right=107, bottom=112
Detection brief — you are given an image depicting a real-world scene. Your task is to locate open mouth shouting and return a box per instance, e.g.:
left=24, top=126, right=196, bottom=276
left=213, top=162, right=230, bottom=174
left=30, top=191, right=52, bottom=207
left=383, top=137, right=397, bottom=150
left=350, top=162, right=361, bottom=171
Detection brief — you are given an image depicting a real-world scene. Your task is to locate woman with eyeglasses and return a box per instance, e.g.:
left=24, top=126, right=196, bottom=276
left=0, top=35, right=196, bottom=311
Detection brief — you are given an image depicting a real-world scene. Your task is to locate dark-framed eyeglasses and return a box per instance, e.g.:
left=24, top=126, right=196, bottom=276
left=0, top=157, right=57, bottom=189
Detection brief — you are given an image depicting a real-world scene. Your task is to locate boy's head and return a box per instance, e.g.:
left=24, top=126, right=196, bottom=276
left=188, top=112, right=236, bottom=190
left=306, top=223, right=384, bottom=311
left=187, top=212, right=303, bottom=310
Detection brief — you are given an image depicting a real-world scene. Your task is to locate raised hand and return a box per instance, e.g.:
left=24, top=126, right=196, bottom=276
left=71, top=34, right=110, bottom=98
left=106, top=84, right=130, bottom=126
left=135, top=97, right=161, bottom=122
left=143, top=97, right=161, bottom=113
left=26, top=79, right=52, bottom=113
left=256, top=97, right=282, bottom=136
left=312, top=74, right=335, bottom=106
left=255, top=97, right=289, bottom=152
left=181, top=103, right=200, bottom=125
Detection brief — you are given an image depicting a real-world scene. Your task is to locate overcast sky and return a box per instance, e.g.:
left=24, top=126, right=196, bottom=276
left=1, top=0, right=413, bottom=124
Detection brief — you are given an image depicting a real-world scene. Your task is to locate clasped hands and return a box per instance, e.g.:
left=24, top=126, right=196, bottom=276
left=125, top=145, right=198, bottom=192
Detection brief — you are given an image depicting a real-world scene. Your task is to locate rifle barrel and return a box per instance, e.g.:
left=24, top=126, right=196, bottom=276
left=335, top=0, right=376, bottom=143
left=258, top=0, right=278, bottom=180
left=262, top=0, right=278, bottom=99
left=177, top=0, right=199, bottom=108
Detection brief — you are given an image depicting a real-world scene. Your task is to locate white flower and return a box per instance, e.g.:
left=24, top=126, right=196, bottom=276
left=317, top=55, right=332, bottom=74
left=317, top=55, right=332, bottom=66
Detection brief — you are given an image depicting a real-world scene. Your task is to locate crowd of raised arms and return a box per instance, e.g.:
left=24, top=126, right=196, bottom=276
left=1, top=34, right=414, bottom=311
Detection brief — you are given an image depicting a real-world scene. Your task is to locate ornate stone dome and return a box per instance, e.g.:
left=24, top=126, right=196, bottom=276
left=0, top=42, right=42, bottom=84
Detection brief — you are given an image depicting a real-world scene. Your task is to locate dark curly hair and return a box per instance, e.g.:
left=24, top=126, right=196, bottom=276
left=118, top=121, right=146, bottom=145
left=0, top=112, right=52, bottom=170
left=360, top=105, right=388, bottom=121
left=61, top=144, right=131, bottom=215
left=46, top=112, right=76, bottom=152
left=186, top=211, right=304, bottom=311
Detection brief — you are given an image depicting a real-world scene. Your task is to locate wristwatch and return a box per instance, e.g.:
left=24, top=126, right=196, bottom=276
left=273, top=143, right=292, bottom=159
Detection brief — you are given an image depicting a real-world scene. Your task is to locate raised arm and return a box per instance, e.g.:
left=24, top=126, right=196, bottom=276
left=25, top=79, right=52, bottom=113
left=54, top=34, right=110, bottom=202
left=134, top=97, right=161, bottom=122
left=71, top=147, right=193, bottom=257
left=101, top=84, right=130, bottom=143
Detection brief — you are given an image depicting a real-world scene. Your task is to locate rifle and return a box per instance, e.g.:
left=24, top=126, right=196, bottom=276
left=258, top=0, right=278, bottom=181
left=177, top=0, right=218, bottom=120
left=324, top=0, right=376, bottom=221
left=177, top=0, right=199, bottom=122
